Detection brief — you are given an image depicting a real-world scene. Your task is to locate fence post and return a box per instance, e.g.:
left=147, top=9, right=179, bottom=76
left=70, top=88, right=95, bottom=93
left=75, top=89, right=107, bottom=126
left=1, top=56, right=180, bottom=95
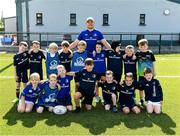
left=159, top=34, right=162, bottom=54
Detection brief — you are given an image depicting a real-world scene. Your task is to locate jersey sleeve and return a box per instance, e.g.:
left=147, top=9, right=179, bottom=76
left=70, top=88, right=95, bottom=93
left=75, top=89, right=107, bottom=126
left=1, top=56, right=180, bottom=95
left=151, top=53, right=156, bottom=62
left=21, top=85, right=29, bottom=97
left=98, top=31, right=104, bottom=40
left=13, top=55, right=17, bottom=66
left=77, top=31, right=83, bottom=40
left=157, top=80, right=163, bottom=101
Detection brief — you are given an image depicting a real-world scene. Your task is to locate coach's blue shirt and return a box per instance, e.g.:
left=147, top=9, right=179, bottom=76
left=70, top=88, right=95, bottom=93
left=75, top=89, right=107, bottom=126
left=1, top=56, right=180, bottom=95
left=78, top=29, right=104, bottom=53
left=57, top=75, right=73, bottom=98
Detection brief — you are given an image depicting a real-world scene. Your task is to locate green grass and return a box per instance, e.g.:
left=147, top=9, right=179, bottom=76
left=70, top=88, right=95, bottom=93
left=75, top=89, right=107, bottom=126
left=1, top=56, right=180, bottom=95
left=0, top=54, right=180, bottom=135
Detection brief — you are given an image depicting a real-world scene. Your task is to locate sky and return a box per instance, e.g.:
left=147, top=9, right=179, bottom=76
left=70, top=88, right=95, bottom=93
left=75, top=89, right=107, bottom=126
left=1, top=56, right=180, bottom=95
left=0, top=0, right=16, bottom=18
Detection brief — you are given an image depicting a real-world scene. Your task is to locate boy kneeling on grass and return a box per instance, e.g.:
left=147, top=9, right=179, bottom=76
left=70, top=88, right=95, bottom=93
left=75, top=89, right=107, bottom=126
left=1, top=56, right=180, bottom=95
left=17, top=73, right=42, bottom=113
left=139, top=68, right=163, bottom=114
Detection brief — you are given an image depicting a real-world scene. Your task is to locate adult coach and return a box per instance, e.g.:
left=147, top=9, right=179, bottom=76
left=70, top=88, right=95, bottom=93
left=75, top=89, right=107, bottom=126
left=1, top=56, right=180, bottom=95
left=69, top=17, right=111, bottom=52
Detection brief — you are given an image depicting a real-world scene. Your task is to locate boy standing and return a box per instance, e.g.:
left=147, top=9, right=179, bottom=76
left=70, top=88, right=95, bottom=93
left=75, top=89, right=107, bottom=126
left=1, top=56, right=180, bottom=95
left=58, top=41, right=72, bottom=72
left=13, top=41, right=29, bottom=102
left=29, top=41, right=45, bottom=80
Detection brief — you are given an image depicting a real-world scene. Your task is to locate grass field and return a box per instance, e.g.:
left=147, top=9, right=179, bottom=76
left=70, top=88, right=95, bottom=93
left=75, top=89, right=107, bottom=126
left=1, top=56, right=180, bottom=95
left=0, top=53, right=180, bottom=135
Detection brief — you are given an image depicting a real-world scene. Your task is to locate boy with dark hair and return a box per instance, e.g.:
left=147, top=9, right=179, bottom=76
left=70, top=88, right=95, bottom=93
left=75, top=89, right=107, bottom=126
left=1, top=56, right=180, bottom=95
left=29, top=41, right=45, bottom=80
left=74, top=58, right=98, bottom=112
left=13, top=41, right=29, bottom=102
left=139, top=68, right=163, bottom=114
left=58, top=41, right=72, bottom=72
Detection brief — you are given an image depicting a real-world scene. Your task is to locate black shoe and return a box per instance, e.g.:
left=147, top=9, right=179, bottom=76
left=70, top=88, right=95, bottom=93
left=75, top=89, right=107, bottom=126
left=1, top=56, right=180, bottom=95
left=74, top=107, right=81, bottom=113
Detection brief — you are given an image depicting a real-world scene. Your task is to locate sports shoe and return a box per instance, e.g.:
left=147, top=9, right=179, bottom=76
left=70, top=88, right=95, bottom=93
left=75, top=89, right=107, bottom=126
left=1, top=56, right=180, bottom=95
left=95, top=96, right=100, bottom=103
left=74, top=107, right=81, bottom=113
left=112, top=106, right=118, bottom=113
left=12, top=98, right=19, bottom=103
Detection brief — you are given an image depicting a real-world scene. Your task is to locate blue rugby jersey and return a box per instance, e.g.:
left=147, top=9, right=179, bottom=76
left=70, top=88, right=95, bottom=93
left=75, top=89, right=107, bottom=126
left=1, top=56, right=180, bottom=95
left=46, top=52, right=60, bottom=76
left=57, top=75, right=73, bottom=98
left=91, top=50, right=106, bottom=74
left=78, top=29, right=104, bottom=53
left=71, top=51, right=87, bottom=72
left=37, top=81, right=59, bottom=107
left=20, top=83, right=43, bottom=103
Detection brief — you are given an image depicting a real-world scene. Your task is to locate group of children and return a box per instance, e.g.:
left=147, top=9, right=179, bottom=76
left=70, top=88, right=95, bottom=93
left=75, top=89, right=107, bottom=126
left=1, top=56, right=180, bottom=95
left=13, top=38, right=163, bottom=114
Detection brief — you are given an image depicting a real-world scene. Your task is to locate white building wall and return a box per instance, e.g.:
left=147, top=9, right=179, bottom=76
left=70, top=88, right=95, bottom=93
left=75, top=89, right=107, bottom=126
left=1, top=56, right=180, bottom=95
left=20, top=0, right=180, bottom=41
left=4, top=17, right=17, bottom=32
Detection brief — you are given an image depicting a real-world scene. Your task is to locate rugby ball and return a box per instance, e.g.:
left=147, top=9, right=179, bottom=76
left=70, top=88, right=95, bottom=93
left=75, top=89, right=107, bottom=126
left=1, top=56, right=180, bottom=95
left=53, top=105, right=67, bottom=115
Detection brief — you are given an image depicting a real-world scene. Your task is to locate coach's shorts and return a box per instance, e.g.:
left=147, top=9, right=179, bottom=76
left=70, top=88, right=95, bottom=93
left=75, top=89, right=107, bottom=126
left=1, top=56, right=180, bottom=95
left=56, top=96, right=72, bottom=106
left=78, top=88, right=95, bottom=105
left=16, top=71, right=28, bottom=83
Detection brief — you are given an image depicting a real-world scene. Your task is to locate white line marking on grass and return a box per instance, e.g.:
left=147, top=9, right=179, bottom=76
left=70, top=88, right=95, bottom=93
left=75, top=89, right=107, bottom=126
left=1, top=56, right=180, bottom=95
left=158, top=58, right=180, bottom=61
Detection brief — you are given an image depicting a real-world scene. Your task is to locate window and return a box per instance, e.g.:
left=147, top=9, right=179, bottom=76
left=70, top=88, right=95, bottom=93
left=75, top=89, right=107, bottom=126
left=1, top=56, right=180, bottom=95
left=103, top=14, right=109, bottom=26
left=36, top=13, right=43, bottom=25
left=139, top=14, right=146, bottom=25
left=70, top=13, right=76, bottom=26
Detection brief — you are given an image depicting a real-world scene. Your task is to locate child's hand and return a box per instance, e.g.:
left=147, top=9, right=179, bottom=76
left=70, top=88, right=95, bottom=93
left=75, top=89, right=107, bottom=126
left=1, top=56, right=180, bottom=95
left=123, top=54, right=127, bottom=59
left=28, top=49, right=33, bottom=54
left=57, top=84, right=61, bottom=90
left=92, top=50, right=96, bottom=57
left=132, top=54, right=136, bottom=60
left=115, top=46, right=120, bottom=53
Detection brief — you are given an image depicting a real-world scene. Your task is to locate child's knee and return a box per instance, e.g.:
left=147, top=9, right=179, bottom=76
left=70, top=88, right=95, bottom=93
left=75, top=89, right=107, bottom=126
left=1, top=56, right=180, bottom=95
left=123, top=107, right=130, bottom=114
left=17, top=108, right=25, bottom=113
left=25, top=108, right=32, bottom=113
left=86, top=105, right=92, bottom=111
left=36, top=107, right=43, bottom=113
left=74, top=92, right=81, bottom=99
left=48, top=107, right=53, bottom=112
left=111, top=93, right=116, bottom=99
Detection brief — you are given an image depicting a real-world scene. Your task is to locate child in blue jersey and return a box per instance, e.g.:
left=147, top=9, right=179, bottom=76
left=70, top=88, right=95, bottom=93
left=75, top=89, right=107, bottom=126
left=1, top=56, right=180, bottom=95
left=17, top=73, right=42, bottom=113
left=123, top=45, right=137, bottom=81
left=71, top=40, right=88, bottom=72
left=56, top=65, right=73, bottom=111
left=39, top=42, right=60, bottom=78
left=119, top=73, right=141, bottom=114
left=139, top=68, right=163, bottom=114
left=98, top=70, right=118, bottom=113
left=13, top=41, right=29, bottom=102
left=135, top=39, right=156, bottom=106
left=92, top=42, right=106, bottom=102
left=58, top=41, right=72, bottom=72
left=36, top=74, right=60, bottom=113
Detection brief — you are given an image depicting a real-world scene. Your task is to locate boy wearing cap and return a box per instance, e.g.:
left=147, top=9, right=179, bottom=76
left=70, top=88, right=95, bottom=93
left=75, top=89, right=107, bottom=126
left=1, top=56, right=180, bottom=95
left=13, top=41, right=29, bottom=102
left=29, top=41, right=45, bottom=80
left=70, top=17, right=111, bottom=53
left=106, top=41, right=125, bottom=83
